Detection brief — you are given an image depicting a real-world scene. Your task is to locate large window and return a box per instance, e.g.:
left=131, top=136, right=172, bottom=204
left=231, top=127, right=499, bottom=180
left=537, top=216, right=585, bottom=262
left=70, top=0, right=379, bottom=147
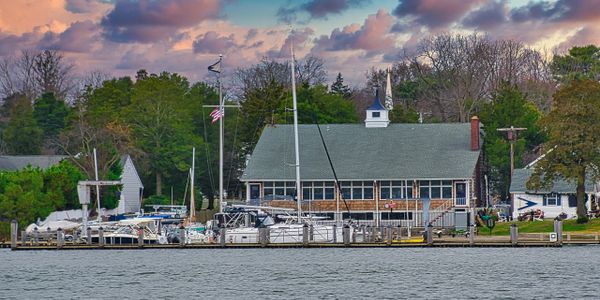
left=340, top=181, right=374, bottom=200
left=342, top=212, right=374, bottom=220
left=380, top=180, right=413, bottom=199
left=263, top=181, right=296, bottom=200
left=418, top=180, right=452, bottom=199
left=302, top=181, right=335, bottom=201
left=381, top=212, right=413, bottom=220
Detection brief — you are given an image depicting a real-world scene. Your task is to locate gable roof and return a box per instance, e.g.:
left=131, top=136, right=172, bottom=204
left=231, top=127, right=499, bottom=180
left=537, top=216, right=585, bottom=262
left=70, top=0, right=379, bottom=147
left=0, top=155, right=67, bottom=171
left=510, top=168, right=596, bottom=194
left=241, top=123, right=480, bottom=181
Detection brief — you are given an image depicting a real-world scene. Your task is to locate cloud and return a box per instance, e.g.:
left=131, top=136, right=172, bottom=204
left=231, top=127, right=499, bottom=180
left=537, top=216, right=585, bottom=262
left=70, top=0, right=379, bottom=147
left=462, top=0, right=508, bottom=30
left=65, top=0, right=109, bottom=14
left=510, top=0, right=600, bottom=23
left=101, top=0, right=221, bottom=43
left=393, top=0, right=483, bottom=28
left=192, top=31, right=238, bottom=54
left=277, top=0, right=369, bottom=23
left=45, top=21, right=101, bottom=52
left=313, top=9, right=396, bottom=55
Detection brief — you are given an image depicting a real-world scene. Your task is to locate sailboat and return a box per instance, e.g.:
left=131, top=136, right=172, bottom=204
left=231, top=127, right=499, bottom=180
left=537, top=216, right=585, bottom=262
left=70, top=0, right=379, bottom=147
left=218, top=39, right=349, bottom=244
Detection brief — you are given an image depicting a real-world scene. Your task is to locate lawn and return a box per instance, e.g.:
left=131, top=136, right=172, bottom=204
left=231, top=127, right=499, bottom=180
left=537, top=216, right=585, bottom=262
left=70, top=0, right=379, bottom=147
left=479, top=218, right=600, bottom=236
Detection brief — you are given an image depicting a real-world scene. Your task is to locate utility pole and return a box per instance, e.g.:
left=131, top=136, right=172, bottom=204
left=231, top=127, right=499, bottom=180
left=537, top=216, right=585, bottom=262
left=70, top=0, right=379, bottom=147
left=497, top=126, right=527, bottom=177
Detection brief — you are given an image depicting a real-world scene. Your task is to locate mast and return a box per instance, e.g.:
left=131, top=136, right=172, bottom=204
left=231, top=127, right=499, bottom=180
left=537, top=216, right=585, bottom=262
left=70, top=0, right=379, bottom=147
left=291, top=41, right=302, bottom=221
left=189, top=147, right=196, bottom=222
left=218, top=54, right=224, bottom=214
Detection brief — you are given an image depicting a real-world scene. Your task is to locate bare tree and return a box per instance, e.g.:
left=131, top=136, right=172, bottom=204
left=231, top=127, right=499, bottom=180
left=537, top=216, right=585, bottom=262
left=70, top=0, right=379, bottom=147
left=295, top=55, right=327, bottom=87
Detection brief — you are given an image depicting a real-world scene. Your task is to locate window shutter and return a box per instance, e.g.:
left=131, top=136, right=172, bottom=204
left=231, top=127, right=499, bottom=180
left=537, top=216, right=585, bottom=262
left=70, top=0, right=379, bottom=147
left=543, top=195, right=547, bottom=206
left=556, top=194, right=561, bottom=206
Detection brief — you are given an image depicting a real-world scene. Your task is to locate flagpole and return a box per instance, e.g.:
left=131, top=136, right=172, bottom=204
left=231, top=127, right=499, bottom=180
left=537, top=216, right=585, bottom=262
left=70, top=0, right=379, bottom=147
left=218, top=54, right=224, bottom=214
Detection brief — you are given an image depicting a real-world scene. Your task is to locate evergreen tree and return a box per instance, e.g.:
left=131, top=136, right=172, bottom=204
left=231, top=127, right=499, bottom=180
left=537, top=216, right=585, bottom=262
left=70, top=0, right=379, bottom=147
left=33, top=92, right=70, bottom=138
left=551, top=45, right=600, bottom=83
left=2, top=96, right=43, bottom=154
left=389, top=105, right=419, bottom=123
left=330, top=73, right=352, bottom=99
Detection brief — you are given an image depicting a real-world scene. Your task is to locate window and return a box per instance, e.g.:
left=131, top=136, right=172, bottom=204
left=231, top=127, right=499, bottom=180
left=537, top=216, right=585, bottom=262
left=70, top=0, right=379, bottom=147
left=372, top=111, right=380, bottom=118
left=340, top=181, right=374, bottom=200
left=418, top=180, right=452, bottom=199
left=263, top=181, right=296, bottom=200
left=342, top=212, right=374, bottom=220
left=543, top=193, right=561, bottom=206
left=380, top=180, right=413, bottom=199
left=302, top=181, right=335, bottom=201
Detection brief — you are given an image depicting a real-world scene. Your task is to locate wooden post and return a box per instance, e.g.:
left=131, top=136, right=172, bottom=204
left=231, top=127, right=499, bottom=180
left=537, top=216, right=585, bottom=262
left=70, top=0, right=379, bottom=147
left=302, top=223, right=309, bottom=246
left=554, top=220, right=563, bottom=245
left=56, top=228, right=64, bottom=249
left=259, top=226, right=268, bottom=247
left=138, top=227, right=144, bottom=247
left=46, top=227, right=52, bottom=244
left=469, top=224, right=474, bottom=245
left=179, top=225, right=186, bottom=247
left=426, top=224, right=433, bottom=246
left=396, top=225, right=402, bottom=243
left=33, top=227, right=39, bottom=246
left=10, top=220, right=17, bottom=249
left=309, top=224, right=314, bottom=242
left=332, top=224, right=337, bottom=243
left=220, top=227, right=226, bottom=247
left=86, top=227, right=92, bottom=245
left=352, top=226, right=356, bottom=243
left=98, top=227, right=104, bottom=247
left=342, top=225, right=350, bottom=246
left=386, top=225, right=392, bottom=246
left=510, top=223, right=518, bottom=246
left=21, top=230, right=26, bottom=245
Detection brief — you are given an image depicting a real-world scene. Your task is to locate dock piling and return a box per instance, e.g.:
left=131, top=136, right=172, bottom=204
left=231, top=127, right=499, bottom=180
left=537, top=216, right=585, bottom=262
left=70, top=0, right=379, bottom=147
left=179, top=226, right=185, bottom=247
left=21, top=230, right=26, bottom=245
left=220, top=227, right=226, bottom=247
left=342, top=225, right=350, bottom=246
left=98, top=227, right=104, bottom=247
left=56, top=228, right=64, bottom=249
left=396, top=225, right=401, bottom=243
left=138, top=228, right=144, bottom=247
left=510, top=223, right=518, bottom=246
left=10, top=220, right=17, bottom=249
left=386, top=225, right=392, bottom=246
left=332, top=224, right=337, bottom=243
left=309, top=224, right=314, bottom=242
left=469, top=224, right=474, bottom=246
left=302, top=223, right=309, bottom=246
left=86, top=227, right=91, bottom=245
left=553, top=220, right=563, bottom=245
left=258, top=226, right=268, bottom=247
left=33, top=227, right=39, bottom=246
left=426, top=224, right=433, bottom=245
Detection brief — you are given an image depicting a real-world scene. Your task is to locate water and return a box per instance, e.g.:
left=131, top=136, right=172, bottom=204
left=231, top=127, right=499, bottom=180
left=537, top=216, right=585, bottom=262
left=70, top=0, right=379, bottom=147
left=1, top=247, right=598, bottom=299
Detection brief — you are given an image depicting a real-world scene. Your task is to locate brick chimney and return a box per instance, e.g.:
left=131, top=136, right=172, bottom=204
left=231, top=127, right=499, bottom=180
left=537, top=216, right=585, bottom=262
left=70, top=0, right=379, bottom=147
left=470, top=116, right=480, bottom=151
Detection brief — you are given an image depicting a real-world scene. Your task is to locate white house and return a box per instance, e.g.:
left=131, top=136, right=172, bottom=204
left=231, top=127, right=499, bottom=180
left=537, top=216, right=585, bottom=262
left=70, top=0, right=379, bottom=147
left=116, top=154, right=144, bottom=214
left=509, top=168, right=595, bottom=219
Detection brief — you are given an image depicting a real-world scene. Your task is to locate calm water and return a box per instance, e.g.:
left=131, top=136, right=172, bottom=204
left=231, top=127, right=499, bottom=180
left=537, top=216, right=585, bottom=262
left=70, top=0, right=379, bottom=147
left=1, top=247, right=598, bottom=299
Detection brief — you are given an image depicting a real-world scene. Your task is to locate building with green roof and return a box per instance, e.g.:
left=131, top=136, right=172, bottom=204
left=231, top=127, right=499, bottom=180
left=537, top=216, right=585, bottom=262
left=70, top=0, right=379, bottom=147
left=240, top=92, right=483, bottom=228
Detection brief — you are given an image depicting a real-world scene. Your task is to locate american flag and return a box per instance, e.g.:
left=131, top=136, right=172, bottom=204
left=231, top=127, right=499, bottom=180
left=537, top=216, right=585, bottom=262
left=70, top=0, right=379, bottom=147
left=210, top=106, right=224, bottom=123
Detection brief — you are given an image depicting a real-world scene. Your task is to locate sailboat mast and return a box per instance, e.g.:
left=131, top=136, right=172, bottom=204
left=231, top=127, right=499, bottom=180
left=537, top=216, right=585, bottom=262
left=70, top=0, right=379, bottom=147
left=290, top=42, right=302, bottom=220
left=189, top=147, right=196, bottom=222
left=218, top=54, right=224, bottom=214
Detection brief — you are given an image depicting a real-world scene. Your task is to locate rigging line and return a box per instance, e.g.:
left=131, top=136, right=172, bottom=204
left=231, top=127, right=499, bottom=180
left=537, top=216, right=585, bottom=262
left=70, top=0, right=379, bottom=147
left=201, top=103, right=217, bottom=196
left=312, top=113, right=351, bottom=215
left=225, top=105, right=240, bottom=193
left=182, top=168, right=190, bottom=206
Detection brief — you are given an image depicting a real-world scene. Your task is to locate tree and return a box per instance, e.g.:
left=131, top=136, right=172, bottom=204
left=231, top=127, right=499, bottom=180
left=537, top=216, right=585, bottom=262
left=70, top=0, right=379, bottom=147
left=2, top=95, right=43, bottom=154
left=330, top=73, right=351, bottom=99
left=389, top=105, right=419, bottom=123
left=480, top=82, right=544, bottom=201
left=551, top=45, right=600, bottom=83
left=527, top=80, right=600, bottom=222
left=33, top=92, right=70, bottom=139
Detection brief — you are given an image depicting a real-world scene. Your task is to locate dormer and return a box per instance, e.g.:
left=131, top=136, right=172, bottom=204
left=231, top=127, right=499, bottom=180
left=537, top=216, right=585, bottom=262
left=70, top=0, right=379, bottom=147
left=365, top=89, right=389, bottom=128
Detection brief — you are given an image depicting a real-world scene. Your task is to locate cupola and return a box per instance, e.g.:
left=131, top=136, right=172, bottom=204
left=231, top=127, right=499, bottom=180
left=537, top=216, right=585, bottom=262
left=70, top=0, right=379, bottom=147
left=365, top=89, right=389, bottom=128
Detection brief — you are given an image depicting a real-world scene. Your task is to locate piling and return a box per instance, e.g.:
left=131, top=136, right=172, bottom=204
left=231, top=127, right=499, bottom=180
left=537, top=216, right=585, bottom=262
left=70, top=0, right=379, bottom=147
left=179, top=226, right=186, bottom=247
left=332, top=224, right=337, bottom=243
left=309, top=224, right=314, bottom=242
left=386, top=225, right=392, bottom=246
left=33, top=227, right=39, bottom=246
left=86, top=227, right=92, bottom=245
left=10, top=220, right=17, bottom=249
left=426, top=224, right=433, bottom=245
left=21, top=230, right=26, bottom=245
left=56, top=228, right=64, bottom=249
left=396, top=225, right=402, bottom=242
left=46, top=227, right=52, bottom=243
left=469, top=224, right=475, bottom=246
left=302, top=223, right=309, bottom=246
left=258, top=226, right=268, bottom=247
left=138, top=228, right=144, bottom=247
left=553, top=220, right=563, bottom=245
left=352, top=227, right=357, bottom=243
left=365, top=226, right=371, bottom=242
left=342, top=225, right=350, bottom=246
left=220, top=227, right=226, bottom=247
left=98, top=227, right=104, bottom=247
left=510, top=223, right=518, bottom=246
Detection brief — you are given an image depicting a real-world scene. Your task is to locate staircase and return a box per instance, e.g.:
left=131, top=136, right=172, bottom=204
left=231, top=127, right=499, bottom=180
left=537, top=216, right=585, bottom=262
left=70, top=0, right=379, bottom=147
left=429, top=199, right=455, bottom=228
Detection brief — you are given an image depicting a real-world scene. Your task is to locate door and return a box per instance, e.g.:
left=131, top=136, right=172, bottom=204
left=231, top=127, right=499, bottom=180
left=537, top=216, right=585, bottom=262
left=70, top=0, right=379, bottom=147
left=455, top=182, right=467, bottom=206
left=249, top=184, right=261, bottom=205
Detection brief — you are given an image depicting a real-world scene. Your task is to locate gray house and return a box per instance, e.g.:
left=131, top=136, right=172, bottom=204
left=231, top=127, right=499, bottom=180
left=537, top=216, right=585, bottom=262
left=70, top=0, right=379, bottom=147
left=240, top=92, right=483, bottom=228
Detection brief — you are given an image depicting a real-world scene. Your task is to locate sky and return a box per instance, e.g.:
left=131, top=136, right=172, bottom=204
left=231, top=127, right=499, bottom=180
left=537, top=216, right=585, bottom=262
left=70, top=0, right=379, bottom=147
left=1, top=0, right=599, bottom=86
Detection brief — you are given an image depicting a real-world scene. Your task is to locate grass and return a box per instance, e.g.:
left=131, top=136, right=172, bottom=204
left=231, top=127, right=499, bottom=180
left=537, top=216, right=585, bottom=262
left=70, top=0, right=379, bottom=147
left=479, top=218, right=600, bottom=236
